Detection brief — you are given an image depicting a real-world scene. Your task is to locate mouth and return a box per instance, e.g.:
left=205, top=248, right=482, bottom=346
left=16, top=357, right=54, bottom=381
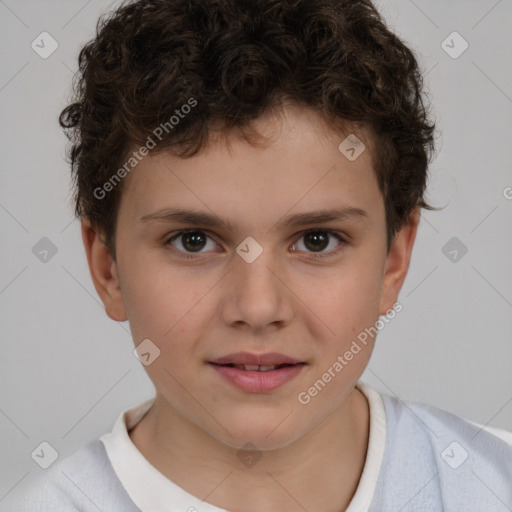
left=208, top=353, right=307, bottom=392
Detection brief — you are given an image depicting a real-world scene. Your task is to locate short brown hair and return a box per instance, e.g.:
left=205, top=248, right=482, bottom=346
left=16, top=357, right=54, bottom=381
left=59, top=0, right=437, bottom=260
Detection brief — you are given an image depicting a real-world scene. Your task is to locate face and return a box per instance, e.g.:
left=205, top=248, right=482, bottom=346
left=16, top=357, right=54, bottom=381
left=83, top=104, right=418, bottom=450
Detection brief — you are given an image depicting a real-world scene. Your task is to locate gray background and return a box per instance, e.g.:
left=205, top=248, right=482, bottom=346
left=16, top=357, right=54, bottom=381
left=1, top=0, right=511, bottom=499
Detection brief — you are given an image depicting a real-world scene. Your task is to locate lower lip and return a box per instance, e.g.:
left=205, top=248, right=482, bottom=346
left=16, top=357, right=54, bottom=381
left=209, top=363, right=306, bottom=392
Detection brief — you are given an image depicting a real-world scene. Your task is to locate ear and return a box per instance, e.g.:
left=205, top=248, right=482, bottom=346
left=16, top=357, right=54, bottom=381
left=81, top=218, right=127, bottom=322
left=379, top=208, right=420, bottom=315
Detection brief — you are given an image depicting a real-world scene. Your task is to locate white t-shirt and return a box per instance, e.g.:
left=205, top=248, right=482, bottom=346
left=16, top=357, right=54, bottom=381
left=2, top=381, right=511, bottom=511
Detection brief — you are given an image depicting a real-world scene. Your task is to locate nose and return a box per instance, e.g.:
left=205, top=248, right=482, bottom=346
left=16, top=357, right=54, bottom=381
left=219, top=247, right=294, bottom=334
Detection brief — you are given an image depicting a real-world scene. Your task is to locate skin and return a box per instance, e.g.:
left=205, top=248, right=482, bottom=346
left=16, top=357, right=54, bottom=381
left=82, top=103, right=419, bottom=512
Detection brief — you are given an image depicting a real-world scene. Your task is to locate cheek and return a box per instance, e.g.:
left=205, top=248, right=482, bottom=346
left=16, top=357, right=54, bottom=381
left=123, top=266, right=207, bottom=389
left=295, top=265, right=382, bottom=411
left=121, top=265, right=221, bottom=390
left=119, top=253, right=202, bottom=330
left=298, top=259, right=383, bottom=336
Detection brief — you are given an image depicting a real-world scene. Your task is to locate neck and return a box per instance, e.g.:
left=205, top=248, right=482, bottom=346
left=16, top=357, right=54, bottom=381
left=129, top=387, right=370, bottom=512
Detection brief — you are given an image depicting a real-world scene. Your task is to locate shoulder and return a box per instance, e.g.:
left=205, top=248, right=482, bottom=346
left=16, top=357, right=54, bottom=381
left=383, top=392, right=512, bottom=455
left=466, top=421, right=512, bottom=446
left=372, top=391, right=512, bottom=511
left=0, top=440, right=138, bottom=512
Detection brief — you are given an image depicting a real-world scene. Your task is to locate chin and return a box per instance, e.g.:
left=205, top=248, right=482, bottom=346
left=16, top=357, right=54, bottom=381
left=207, top=410, right=307, bottom=452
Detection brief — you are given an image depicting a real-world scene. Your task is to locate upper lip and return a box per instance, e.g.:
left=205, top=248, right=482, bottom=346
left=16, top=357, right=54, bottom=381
left=210, top=352, right=304, bottom=366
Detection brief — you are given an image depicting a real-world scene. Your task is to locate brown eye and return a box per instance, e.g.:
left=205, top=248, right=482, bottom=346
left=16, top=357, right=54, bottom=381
left=166, top=230, right=218, bottom=254
left=303, top=231, right=330, bottom=252
left=292, top=230, right=345, bottom=258
left=181, top=231, right=207, bottom=252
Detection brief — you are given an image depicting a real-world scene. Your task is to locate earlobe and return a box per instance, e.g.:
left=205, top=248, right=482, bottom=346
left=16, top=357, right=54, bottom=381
left=379, top=208, right=420, bottom=315
left=81, top=218, right=127, bottom=322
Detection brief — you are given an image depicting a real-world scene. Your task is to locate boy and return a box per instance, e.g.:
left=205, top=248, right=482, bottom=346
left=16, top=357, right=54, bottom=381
left=4, top=0, right=511, bottom=510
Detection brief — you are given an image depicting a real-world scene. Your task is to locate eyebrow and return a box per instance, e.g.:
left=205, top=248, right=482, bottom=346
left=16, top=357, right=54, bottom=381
left=139, top=206, right=368, bottom=231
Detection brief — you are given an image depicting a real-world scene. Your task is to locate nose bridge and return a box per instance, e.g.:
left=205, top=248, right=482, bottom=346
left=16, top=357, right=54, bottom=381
left=221, top=237, right=293, bottom=329
left=235, top=238, right=282, bottom=298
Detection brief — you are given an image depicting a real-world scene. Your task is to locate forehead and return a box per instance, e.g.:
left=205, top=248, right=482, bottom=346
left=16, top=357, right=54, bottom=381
left=117, top=105, right=382, bottom=229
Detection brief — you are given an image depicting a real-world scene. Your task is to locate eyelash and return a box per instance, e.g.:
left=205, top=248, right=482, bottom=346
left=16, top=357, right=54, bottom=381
left=163, top=229, right=347, bottom=261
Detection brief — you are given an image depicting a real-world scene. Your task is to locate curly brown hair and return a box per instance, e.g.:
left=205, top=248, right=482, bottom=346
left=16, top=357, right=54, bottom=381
left=59, top=0, right=437, bottom=260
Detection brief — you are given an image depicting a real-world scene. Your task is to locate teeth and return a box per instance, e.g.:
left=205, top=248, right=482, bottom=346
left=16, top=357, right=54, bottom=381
left=258, top=365, right=277, bottom=372
left=233, top=364, right=278, bottom=371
